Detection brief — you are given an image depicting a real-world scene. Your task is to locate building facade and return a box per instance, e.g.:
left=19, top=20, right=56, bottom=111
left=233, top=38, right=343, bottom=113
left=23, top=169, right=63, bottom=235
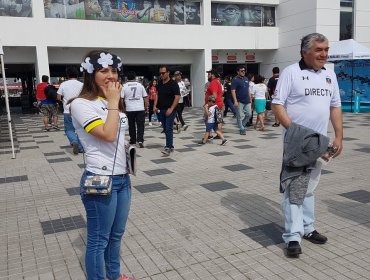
left=0, top=0, right=369, bottom=108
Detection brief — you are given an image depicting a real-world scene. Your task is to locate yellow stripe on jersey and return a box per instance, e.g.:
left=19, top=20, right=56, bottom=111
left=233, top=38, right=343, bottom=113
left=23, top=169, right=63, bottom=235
left=85, top=119, right=104, bottom=133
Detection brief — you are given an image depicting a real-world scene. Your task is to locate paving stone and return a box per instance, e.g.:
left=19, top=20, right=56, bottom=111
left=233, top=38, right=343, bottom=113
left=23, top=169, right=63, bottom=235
left=209, top=151, right=233, bottom=156
left=134, top=183, right=170, bottom=193
left=240, top=223, right=284, bottom=246
left=40, top=215, right=86, bottom=235
left=1, top=111, right=370, bottom=280
left=143, top=168, right=174, bottom=176
left=222, top=164, right=253, bottom=172
left=339, top=190, right=370, bottom=203
left=0, top=175, right=28, bottom=184
left=151, top=158, right=176, bottom=164
left=47, top=158, right=72, bottom=163
left=200, top=181, right=238, bottom=192
left=44, top=152, right=66, bottom=156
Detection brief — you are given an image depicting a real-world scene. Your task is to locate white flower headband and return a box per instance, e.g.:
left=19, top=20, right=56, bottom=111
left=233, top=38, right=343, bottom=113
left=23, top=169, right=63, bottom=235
left=80, top=52, right=123, bottom=74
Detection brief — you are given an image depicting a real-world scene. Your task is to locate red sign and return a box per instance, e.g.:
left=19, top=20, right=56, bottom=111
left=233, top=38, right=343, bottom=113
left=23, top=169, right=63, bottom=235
left=212, top=55, right=219, bottom=61
left=245, top=54, right=256, bottom=62
left=227, top=55, right=237, bottom=61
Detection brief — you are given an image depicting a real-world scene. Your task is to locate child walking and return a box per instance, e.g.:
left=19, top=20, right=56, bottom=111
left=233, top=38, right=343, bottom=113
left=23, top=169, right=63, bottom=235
left=199, top=96, right=228, bottom=146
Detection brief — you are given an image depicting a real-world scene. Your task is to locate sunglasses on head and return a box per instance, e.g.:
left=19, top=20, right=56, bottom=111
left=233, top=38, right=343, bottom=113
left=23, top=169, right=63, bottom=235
left=239, top=69, right=245, bottom=72
left=159, top=72, right=167, bottom=75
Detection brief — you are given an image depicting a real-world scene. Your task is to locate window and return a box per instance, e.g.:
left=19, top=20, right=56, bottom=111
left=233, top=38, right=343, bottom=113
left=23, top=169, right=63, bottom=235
left=340, top=0, right=354, bottom=40
left=211, top=3, right=275, bottom=27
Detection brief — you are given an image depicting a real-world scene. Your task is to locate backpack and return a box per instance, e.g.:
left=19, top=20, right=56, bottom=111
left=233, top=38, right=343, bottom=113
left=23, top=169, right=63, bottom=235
left=214, top=106, right=223, bottom=124
left=44, top=84, right=58, bottom=101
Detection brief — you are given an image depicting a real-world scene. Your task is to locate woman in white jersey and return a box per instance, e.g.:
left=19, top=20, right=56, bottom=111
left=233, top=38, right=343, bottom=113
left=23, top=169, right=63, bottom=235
left=70, top=50, right=135, bottom=280
left=251, top=75, right=268, bottom=131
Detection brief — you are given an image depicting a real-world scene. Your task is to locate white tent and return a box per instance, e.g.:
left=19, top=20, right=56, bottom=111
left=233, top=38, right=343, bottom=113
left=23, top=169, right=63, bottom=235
left=0, top=41, right=16, bottom=159
left=328, top=39, right=370, bottom=61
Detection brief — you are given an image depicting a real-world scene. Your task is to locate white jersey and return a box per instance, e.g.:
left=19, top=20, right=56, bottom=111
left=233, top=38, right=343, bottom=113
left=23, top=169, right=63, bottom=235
left=252, top=83, right=267, bottom=99
left=57, top=79, right=83, bottom=114
left=71, top=97, right=128, bottom=175
left=178, top=80, right=187, bottom=103
left=121, top=81, right=147, bottom=112
left=208, top=105, right=217, bottom=123
left=272, top=61, right=341, bottom=135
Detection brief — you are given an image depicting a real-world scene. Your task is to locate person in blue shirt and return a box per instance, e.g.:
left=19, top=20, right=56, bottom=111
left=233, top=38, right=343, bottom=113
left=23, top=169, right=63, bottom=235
left=231, top=66, right=252, bottom=135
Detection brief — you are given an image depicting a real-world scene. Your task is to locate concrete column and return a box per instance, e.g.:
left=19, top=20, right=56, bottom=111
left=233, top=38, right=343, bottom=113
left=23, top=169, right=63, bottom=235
left=202, top=0, right=211, bottom=27
left=191, top=48, right=212, bottom=107
left=31, top=0, right=46, bottom=18
left=35, top=46, right=50, bottom=83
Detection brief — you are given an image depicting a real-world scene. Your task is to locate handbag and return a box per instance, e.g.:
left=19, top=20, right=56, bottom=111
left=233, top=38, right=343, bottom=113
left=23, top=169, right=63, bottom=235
left=265, top=99, right=272, bottom=111
left=83, top=175, right=112, bottom=195
left=82, top=118, right=122, bottom=196
left=125, top=142, right=137, bottom=176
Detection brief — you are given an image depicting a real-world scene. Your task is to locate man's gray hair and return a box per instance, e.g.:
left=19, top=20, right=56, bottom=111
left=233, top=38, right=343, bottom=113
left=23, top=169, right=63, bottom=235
left=300, top=33, right=328, bottom=56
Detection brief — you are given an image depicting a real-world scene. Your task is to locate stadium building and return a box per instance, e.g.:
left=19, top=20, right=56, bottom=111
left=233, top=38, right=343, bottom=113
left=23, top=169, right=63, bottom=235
left=0, top=0, right=369, bottom=110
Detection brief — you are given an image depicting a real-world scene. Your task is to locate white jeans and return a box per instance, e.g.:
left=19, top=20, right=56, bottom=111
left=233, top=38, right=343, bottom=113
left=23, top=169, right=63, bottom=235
left=282, top=160, right=323, bottom=243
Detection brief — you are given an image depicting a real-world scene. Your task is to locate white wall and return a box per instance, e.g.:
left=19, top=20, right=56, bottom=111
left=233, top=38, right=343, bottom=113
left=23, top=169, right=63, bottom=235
left=260, top=0, right=341, bottom=79
left=0, top=0, right=279, bottom=106
left=1, top=0, right=369, bottom=106
left=354, top=0, right=370, bottom=48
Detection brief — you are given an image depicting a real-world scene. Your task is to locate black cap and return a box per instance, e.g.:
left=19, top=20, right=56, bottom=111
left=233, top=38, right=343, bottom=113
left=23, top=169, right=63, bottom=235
left=206, top=69, right=220, bottom=78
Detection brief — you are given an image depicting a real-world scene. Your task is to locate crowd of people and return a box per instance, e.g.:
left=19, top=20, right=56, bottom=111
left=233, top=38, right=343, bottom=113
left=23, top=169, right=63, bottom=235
left=32, top=32, right=343, bottom=279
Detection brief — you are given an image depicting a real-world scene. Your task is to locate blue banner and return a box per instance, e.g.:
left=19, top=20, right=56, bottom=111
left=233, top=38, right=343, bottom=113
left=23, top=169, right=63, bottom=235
left=334, top=60, right=370, bottom=104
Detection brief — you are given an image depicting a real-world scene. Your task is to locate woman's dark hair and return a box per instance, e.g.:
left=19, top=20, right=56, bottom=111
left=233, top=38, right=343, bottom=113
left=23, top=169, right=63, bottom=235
left=254, top=74, right=265, bottom=84
left=247, top=73, right=254, bottom=81
left=68, top=50, right=124, bottom=112
left=149, top=79, right=157, bottom=87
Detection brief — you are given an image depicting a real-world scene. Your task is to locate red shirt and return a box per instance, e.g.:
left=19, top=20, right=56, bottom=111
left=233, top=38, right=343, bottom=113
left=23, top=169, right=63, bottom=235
left=36, top=82, right=48, bottom=100
left=148, top=86, right=157, bottom=101
left=206, top=79, right=223, bottom=108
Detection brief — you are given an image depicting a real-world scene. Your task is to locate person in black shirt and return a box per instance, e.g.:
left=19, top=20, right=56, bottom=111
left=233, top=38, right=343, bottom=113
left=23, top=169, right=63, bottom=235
left=223, top=75, right=236, bottom=117
left=154, top=66, right=180, bottom=156
left=267, top=66, right=280, bottom=127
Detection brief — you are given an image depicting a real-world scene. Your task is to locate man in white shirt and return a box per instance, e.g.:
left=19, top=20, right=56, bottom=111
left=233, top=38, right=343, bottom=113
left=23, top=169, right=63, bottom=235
left=121, top=71, right=148, bottom=148
left=57, top=67, right=83, bottom=154
left=272, top=33, right=343, bottom=257
left=174, top=71, right=189, bottom=131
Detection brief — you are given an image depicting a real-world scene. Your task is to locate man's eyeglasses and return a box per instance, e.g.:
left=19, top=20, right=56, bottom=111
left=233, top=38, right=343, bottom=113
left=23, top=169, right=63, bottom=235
left=159, top=72, right=167, bottom=75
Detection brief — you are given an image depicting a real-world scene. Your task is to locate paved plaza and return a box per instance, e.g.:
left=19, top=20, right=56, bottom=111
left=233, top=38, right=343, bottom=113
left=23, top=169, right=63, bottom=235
left=1, top=108, right=370, bottom=280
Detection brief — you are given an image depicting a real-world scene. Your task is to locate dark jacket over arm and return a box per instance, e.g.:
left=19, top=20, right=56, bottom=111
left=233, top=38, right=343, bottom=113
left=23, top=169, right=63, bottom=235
left=280, top=123, right=330, bottom=205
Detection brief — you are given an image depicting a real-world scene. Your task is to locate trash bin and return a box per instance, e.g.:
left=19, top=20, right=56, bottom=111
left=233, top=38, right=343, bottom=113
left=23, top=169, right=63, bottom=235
left=353, top=93, right=361, bottom=113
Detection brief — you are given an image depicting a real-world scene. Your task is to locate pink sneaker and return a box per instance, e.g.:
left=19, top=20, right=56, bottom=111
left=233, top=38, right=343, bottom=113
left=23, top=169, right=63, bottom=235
left=120, top=275, right=136, bottom=280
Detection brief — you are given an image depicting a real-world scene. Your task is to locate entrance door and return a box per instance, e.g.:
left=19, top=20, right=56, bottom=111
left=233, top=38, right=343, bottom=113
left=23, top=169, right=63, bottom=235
left=212, top=63, right=259, bottom=77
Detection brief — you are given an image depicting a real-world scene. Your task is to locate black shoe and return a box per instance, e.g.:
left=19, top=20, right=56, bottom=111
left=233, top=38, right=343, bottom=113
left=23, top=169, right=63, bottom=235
left=286, top=241, right=302, bottom=257
left=198, top=141, right=206, bottom=145
left=138, top=142, right=144, bottom=148
left=240, top=130, right=246, bottom=135
left=303, top=230, right=328, bottom=244
left=272, top=123, right=280, bottom=127
left=213, top=135, right=220, bottom=140
left=72, top=143, right=79, bottom=155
